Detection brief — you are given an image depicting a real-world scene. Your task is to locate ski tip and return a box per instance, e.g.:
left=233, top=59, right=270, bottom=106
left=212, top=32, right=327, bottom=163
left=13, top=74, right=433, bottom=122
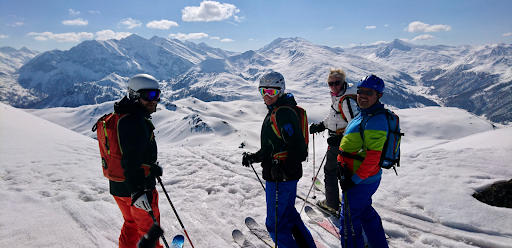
left=244, top=217, right=256, bottom=225
left=172, top=234, right=184, bottom=241
left=232, top=229, right=243, bottom=236
left=170, top=234, right=185, bottom=248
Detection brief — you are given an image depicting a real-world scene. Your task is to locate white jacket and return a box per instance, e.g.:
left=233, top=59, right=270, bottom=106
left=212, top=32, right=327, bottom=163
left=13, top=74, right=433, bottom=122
left=321, top=93, right=358, bottom=137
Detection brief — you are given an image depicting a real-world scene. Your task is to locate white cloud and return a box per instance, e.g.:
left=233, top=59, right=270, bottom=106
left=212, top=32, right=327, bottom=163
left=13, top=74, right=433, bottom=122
left=119, top=18, right=142, bottom=29
left=88, top=10, right=101, bottom=14
left=69, top=9, right=80, bottom=15
left=0, top=34, right=8, bottom=39
left=146, top=20, right=179, bottom=29
left=62, top=18, right=88, bottom=26
left=96, top=30, right=132, bottom=40
left=210, top=37, right=220, bottom=40
left=6, top=22, right=24, bottom=27
left=366, top=26, right=376, bottom=29
left=503, top=32, right=512, bottom=37
left=27, top=31, right=93, bottom=42
left=326, top=27, right=333, bottom=30
left=169, top=32, right=208, bottom=40
left=412, top=34, right=435, bottom=41
left=405, top=21, right=451, bottom=32
left=182, top=1, right=240, bottom=22
left=221, top=38, right=234, bottom=42
left=384, top=24, right=389, bottom=27
left=233, top=16, right=245, bottom=23
left=370, top=40, right=387, bottom=45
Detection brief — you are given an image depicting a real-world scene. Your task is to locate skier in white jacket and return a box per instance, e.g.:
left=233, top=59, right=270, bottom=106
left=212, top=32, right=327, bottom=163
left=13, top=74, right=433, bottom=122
left=309, top=68, right=358, bottom=215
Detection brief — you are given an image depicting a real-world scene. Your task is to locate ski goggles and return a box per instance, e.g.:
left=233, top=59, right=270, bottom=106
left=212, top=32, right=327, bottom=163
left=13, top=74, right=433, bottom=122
left=259, top=87, right=280, bottom=97
left=328, top=80, right=342, bottom=86
left=138, top=89, right=161, bottom=102
left=357, top=89, right=376, bottom=96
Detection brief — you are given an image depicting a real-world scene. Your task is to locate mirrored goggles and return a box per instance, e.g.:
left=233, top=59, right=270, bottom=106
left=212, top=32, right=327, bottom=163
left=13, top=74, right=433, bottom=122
left=328, top=81, right=342, bottom=86
left=259, top=87, right=280, bottom=97
left=357, top=89, right=375, bottom=96
left=138, top=89, right=161, bottom=102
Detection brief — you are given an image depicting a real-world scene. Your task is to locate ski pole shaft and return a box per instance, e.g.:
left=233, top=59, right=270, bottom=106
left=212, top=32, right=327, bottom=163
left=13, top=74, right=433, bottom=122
left=344, top=192, right=357, bottom=247
left=299, top=150, right=328, bottom=214
left=250, top=163, right=266, bottom=192
left=275, top=181, right=279, bottom=248
left=148, top=211, right=170, bottom=248
left=342, top=192, right=348, bottom=248
left=156, top=177, right=196, bottom=248
left=312, top=133, right=316, bottom=199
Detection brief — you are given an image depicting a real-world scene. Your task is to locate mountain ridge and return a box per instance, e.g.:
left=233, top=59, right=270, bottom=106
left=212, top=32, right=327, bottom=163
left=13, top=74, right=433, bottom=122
left=1, top=36, right=511, bottom=123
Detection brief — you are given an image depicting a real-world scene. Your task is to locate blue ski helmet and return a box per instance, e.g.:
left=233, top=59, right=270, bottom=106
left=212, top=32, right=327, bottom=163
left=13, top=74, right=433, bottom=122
left=357, top=75, right=385, bottom=93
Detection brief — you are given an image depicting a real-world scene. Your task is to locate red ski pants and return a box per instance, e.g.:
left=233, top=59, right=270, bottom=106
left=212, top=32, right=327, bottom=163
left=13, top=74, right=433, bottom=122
left=114, top=189, right=164, bottom=248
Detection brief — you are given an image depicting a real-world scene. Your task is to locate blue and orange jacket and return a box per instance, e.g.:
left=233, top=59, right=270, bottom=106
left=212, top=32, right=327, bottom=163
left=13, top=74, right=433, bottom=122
left=338, top=102, right=388, bottom=185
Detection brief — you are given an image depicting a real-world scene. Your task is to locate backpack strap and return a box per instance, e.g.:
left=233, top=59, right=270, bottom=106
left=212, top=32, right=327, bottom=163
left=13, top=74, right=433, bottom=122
left=337, top=94, right=358, bottom=123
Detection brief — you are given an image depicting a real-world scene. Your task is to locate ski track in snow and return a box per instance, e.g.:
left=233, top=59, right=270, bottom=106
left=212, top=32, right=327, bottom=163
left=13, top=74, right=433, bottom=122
left=1, top=102, right=512, bottom=248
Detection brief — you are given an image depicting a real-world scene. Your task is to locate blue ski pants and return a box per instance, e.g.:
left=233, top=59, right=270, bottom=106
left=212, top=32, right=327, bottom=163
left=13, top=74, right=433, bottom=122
left=340, top=179, right=388, bottom=248
left=265, top=180, right=316, bottom=248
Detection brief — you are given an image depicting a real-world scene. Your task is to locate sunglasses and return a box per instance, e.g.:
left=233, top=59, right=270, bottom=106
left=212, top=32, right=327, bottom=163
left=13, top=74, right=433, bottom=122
left=139, top=89, right=161, bottom=102
left=328, top=81, right=342, bottom=86
left=357, top=89, right=376, bottom=96
left=259, top=87, right=280, bottom=97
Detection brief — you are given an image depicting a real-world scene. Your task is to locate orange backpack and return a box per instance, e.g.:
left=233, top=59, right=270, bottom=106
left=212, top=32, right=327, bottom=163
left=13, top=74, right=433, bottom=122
left=270, top=106, right=309, bottom=161
left=92, top=113, right=150, bottom=182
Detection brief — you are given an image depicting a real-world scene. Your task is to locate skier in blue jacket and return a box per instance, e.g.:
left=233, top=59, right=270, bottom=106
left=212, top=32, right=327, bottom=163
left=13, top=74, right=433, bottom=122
left=337, top=75, right=389, bottom=248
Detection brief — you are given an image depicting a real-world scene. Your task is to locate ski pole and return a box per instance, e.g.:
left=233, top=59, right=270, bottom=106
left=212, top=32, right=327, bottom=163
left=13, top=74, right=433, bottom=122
left=342, top=192, right=347, bottom=248
left=275, top=181, right=279, bottom=248
left=344, top=192, right=357, bottom=247
left=250, top=163, right=266, bottom=192
left=156, top=177, right=196, bottom=248
left=312, top=133, right=316, bottom=200
left=148, top=211, right=170, bottom=248
left=299, top=150, right=328, bottom=214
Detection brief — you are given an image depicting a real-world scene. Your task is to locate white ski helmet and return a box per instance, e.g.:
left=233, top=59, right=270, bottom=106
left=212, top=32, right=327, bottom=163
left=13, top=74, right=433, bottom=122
left=127, top=74, right=160, bottom=101
left=259, top=71, right=285, bottom=96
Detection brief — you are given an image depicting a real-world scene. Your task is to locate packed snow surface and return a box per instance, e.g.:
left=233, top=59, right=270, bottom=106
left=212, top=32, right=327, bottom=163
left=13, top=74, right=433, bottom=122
left=1, top=101, right=511, bottom=248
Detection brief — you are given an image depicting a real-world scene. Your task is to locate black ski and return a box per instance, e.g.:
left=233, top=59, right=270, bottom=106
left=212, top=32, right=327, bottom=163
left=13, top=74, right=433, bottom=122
left=245, top=217, right=275, bottom=248
left=232, top=229, right=257, bottom=248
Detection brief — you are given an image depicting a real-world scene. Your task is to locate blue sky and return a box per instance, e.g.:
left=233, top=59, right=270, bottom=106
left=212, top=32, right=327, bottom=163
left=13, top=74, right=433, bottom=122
left=1, top=0, right=511, bottom=53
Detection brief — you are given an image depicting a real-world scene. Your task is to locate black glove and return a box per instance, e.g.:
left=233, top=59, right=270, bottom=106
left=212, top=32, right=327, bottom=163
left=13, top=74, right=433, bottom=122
left=338, top=164, right=356, bottom=191
left=271, top=163, right=284, bottom=181
left=131, top=189, right=153, bottom=212
left=242, top=152, right=261, bottom=167
left=151, top=162, right=163, bottom=177
left=327, top=135, right=343, bottom=147
left=309, top=122, right=325, bottom=134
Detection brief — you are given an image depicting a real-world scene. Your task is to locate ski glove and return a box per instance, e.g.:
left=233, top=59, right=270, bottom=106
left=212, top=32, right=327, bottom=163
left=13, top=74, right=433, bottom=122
left=338, top=164, right=356, bottom=191
left=271, top=162, right=286, bottom=181
left=309, top=122, right=325, bottom=134
left=242, top=152, right=261, bottom=167
left=327, top=135, right=343, bottom=147
left=131, top=189, right=153, bottom=212
left=151, top=162, right=163, bottom=177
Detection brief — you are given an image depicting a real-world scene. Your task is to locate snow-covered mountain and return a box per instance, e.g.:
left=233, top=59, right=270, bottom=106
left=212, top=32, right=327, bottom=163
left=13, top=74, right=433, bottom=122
left=421, top=43, right=512, bottom=123
left=345, top=40, right=512, bottom=123
left=0, top=46, right=39, bottom=75
left=168, top=37, right=438, bottom=108
left=1, top=37, right=511, bottom=123
left=11, top=34, right=237, bottom=108
left=0, top=47, right=40, bottom=107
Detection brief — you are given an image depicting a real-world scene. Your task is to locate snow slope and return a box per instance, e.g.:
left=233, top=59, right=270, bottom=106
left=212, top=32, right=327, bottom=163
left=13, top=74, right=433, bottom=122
left=1, top=101, right=512, bottom=248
